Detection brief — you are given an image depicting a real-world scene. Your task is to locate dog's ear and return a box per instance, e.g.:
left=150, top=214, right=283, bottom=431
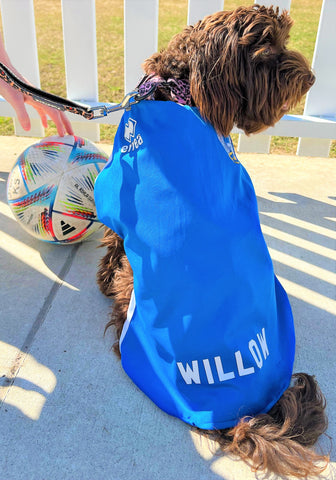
left=189, top=15, right=242, bottom=137
left=189, top=45, right=239, bottom=137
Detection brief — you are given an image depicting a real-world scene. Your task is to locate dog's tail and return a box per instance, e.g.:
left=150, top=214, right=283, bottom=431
left=203, top=373, right=329, bottom=477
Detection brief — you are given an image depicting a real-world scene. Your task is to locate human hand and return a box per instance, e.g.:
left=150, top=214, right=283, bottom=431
left=0, top=75, right=73, bottom=136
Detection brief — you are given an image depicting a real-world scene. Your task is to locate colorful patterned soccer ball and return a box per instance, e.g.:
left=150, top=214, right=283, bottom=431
left=7, top=135, right=108, bottom=244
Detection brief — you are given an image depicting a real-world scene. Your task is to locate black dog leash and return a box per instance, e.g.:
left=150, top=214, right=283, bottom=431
left=0, top=62, right=192, bottom=118
left=0, top=62, right=157, bottom=119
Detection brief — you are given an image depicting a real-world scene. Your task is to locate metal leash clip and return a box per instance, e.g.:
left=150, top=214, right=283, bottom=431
left=90, top=86, right=157, bottom=118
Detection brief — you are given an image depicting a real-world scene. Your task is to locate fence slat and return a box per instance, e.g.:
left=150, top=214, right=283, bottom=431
left=237, top=0, right=291, bottom=154
left=0, top=0, right=43, bottom=137
left=237, top=134, right=271, bottom=154
left=297, top=0, right=335, bottom=157
left=61, top=0, right=99, bottom=141
left=0, top=0, right=334, bottom=156
left=238, top=114, right=336, bottom=139
left=188, top=0, right=223, bottom=25
left=124, top=0, right=158, bottom=93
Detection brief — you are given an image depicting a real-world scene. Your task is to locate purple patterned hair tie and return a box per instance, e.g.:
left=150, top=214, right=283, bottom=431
left=138, top=75, right=192, bottom=106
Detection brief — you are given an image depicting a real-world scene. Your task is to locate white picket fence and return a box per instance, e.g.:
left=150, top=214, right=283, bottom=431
left=0, top=0, right=335, bottom=157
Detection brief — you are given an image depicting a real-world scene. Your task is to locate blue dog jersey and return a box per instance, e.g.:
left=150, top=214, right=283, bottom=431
left=94, top=101, right=295, bottom=430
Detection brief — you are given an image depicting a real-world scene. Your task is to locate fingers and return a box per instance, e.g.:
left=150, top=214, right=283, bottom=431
left=60, top=111, right=74, bottom=135
left=0, top=75, right=74, bottom=136
left=39, top=106, right=66, bottom=136
left=15, top=103, right=31, bottom=131
left=0, top=80, right=31, bottom=131
left=45, top=107, right=74, bottom=136
left=25, top=96, right=74, bottom=136
left=36, top=108, right=49, bottom=129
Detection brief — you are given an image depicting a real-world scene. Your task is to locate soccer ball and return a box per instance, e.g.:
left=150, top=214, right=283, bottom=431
left=7, top=135, right=108, bottom=244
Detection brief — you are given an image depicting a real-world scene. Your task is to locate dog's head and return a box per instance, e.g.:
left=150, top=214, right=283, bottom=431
left=144, top=4, right=315, bottom=136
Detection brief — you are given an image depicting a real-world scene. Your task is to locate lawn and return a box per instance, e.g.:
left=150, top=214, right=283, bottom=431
left=1, top=0, right=335, bottom=156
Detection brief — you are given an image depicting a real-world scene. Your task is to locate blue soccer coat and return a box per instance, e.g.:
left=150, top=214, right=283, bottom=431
left=94, top=100, right=295, bottom=430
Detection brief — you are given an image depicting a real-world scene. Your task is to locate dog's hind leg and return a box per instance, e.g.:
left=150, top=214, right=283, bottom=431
left=97, top=227, right=125, bottom=297
left=106, top=254, right=134, bottom=357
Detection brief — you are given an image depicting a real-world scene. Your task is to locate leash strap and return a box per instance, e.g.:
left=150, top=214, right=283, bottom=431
left=0, top=62, right=156, bottom=119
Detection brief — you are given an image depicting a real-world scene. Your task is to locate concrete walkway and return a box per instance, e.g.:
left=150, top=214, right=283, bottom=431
left=0, top=135, right=335, bottom=480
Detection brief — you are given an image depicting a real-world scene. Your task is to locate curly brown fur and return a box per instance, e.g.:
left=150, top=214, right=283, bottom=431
left=98, top=4, right=326, bottom=477
left=143, top=4, right=315, bottom=136
left=97, top=227, right=133, bottom=355
left=97, top=227, right=125, bottom=297
left=103, top=253, right=133, bottom=357
left=199, top=373, right=329, bottom=477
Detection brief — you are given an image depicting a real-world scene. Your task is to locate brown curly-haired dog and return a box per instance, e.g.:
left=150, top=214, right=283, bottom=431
left=97, top=4, right=328, bottom=477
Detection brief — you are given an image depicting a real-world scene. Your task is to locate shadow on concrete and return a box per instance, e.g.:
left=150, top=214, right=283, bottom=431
left=1, top=159, right=335, bottom=477
left=258, top=192, right=336, bottom=461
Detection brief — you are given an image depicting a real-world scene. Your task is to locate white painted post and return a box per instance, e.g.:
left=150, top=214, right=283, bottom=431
left=124, top=0, right=159, bottom=93
left=61, top=0, right=99, bottom=141
left=237, top=0, right=291, bottom=154
left=237, top=133, right=272, bottom=155
left=0, top=0, right=44, bottom=137
left=297, top=0, right=335, bottom=157
left=187, top=0, right=223, bottom=25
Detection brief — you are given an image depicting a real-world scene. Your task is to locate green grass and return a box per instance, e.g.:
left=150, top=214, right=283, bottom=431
left=1, top=0, right=335, bottom=156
